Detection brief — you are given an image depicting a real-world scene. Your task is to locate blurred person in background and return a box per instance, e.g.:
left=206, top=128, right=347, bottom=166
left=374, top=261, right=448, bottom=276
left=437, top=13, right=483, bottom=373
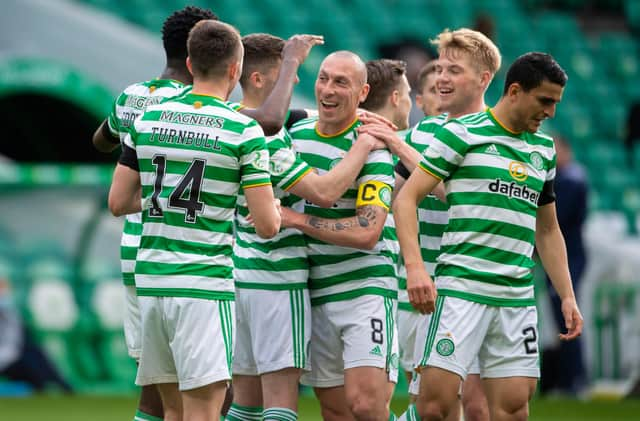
left=0, top=278, right=72, bottom=393
left=541, top=135, right=588, bottom=397
left=379, top=39, right=436, bottom=127
left=624, top=101, right=640, bottom=168
left=414, top=61, right=442, bottom=119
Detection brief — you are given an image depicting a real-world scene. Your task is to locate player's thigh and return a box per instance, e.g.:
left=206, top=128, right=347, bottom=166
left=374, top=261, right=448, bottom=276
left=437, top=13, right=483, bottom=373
left=344, top=366, right=389, bottom=412
left=314, top=386, right=355, bottom=421
left=168, top=298, right=234, bottom=391
left=479, top=305, right=540, bottom=379
left=155, top=382, right=181, bottom=421
left=231, top=374, right=263, bottom=408
left=461, top=373, right=489, bottom=421
left=421, top=296, right=490, bottom=379
left=416, top=366, right=462, bottom=417
left=181, top=381, right=228, bottom=421
left=232, top=287, right=258, bottom=377
left=482, top=377, right=536, bottom=421
left=261, top=367, right=303, bottom=410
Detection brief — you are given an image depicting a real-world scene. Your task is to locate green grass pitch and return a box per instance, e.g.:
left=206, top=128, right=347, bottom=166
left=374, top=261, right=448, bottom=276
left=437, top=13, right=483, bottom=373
left=2, top=395, right=640, bottom=420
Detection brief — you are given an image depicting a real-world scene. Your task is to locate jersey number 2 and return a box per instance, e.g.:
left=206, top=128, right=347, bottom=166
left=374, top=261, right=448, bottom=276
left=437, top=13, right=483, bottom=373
left=150, top=154, right=205, bottom=223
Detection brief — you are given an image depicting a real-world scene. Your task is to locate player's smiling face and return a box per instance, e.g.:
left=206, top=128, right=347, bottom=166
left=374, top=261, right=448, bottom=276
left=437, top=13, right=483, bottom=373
left=315, top=55, right=369, bottom=131
left=435, top=50, right=484, bottom=117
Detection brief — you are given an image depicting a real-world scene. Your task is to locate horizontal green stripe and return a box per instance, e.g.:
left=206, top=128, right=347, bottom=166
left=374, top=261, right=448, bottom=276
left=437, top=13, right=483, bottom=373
left=139, top=158, right=240, bottom=183
left=398, top=302, right=418, bottom=312
left=233, top=255, right=308, bottom=270
left=440, top=242, right=534, bottom=270
left=140, top=235, right=232, bottom=257
left=122, top=273, right=135, bottom=286
left=137, top=287, right=234, bottom=300
left=418, top=222, right=447, bottom=237
left=277, top=163, right=311, bottom=190
left=436, top=264, right=533, bottom=288
left=309, top=251, right=380, bottom=266
left=361, top=162, right=394, bottom=177
left=123, top=220, right=143, bottom=235
left=419, top=158, right=450, bottom=179
left=235, top=281, right=308, bottom=290
left=142, top=210, right=234, bottom=234
left=421, top=249, right=440, bottom=265
left=136, top=261, right=232, bottom=278
left=121, top=246, right=138, bottom=260
left=141, top=186, right=237, bottom=209
left=418, top=196, right=448, bottom=211
left=309, top=264, right=396, bottom=289
left=311, top=287, right=397, bottom=305
left=446, top=218, right=534, bottom=242
left=303, top=207, right=356, bottom=219
left=438, top=288, right=535, bottom=307
left=234, top=233, right=307, bottom=253
left=447, top=192, right=537, bottom=216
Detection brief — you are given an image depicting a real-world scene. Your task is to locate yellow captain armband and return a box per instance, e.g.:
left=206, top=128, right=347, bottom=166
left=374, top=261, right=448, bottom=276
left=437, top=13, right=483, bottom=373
left=355, top=180, right=392, bottom=211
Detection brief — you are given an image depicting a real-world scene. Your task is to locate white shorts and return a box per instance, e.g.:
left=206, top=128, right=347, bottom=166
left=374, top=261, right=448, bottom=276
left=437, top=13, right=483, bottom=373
left=233, top=287, right=311, bottom=375
left=123, top=285, right=142, bottom=360
left=397, top=308, right=423, bottom=373
left=136, top=296, right=235, bottom=391
left=300, top=295, right=398, bottom=388
left=421, top=296, right=540, bottom=380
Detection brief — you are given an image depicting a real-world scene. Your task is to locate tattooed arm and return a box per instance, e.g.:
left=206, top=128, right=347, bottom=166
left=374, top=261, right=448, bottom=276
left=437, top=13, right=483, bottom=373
left=280, top=205, right=387, bottom=250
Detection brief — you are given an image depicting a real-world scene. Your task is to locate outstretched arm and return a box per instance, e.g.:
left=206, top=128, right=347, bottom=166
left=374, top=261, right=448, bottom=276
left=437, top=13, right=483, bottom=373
left=287, top=133, right=383, bottom=207
left=536, top=202, right=583, bottom=341
left=239, top=35, right=324, bottom=135
left=281, top=204, right=387, bottom=250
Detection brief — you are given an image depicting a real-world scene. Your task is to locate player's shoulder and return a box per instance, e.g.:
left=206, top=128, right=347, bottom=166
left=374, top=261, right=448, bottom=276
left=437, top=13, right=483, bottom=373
left=289, top=116, right=318, bottom=136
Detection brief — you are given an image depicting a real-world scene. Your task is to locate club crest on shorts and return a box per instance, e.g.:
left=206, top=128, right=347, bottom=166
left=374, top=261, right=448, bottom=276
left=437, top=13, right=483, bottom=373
left=436, top=338, right=455, bottom=356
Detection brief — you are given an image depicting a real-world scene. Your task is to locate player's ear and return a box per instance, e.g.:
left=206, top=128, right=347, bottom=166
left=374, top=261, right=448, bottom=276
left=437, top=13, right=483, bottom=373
left=479, top=70, right=492, bottom=91
left=250, top=71, right=263, bottom=89
left=415, top=94, right=424, bottom=108
left=390, top=89, right=400, bottom=107
left=507, top=82, right=521, bottom=102
left=186, top=56, right=194, bottom=76
left=359, top=83, right=370, bottom=103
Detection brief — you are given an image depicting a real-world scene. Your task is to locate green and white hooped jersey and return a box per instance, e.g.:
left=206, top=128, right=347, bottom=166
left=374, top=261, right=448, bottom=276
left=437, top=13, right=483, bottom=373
left=398, top=114, right=449, bottom=312
left=108, top=79, right=188, bottom=286
left=290, top=117, right=397, bottom=305
left=233, top=127, right=313, bottom=290
left=124, top=92, right=271, bottom=300
left=418, top=110, right=556, bottom=307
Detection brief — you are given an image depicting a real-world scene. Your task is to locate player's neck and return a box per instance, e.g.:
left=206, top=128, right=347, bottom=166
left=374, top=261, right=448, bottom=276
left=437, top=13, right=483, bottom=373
left=159, top=66, right=191, bottom=85
left=240, top=90, right=265, bottom=109
left=191, top=79, right=230, bottom=101
left=317, top=114, right=358, bottom=136
left=368, top=106, right=395, bottom=127
left=447, top=97, right=486, bottom=120
left=490, top=100, right=522, bottom=133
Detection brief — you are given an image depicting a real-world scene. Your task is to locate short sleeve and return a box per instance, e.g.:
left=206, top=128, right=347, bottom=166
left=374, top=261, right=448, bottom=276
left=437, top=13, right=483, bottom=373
left=238, top=121, right=272, bottom=188
left=418, top=120, right=470, bottom=180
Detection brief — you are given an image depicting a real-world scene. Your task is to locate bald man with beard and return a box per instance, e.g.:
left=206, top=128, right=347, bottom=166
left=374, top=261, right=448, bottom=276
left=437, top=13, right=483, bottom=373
left=282, top=51, right=399, bottom=421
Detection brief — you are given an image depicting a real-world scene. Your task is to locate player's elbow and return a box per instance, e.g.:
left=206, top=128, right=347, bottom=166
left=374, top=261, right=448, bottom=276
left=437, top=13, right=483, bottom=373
left=256, top=115, right=282, bottom=136
left=108, top=195, right=127, bottom=217
left=254, top=216, right=281, bottom=239
left=358, top=230, right=380, bottom=250
left=310, top=193, right=336, bottom=209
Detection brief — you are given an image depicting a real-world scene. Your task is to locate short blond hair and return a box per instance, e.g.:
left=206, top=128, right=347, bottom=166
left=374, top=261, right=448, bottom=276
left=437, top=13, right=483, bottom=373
left=431, top=28, right=501, bottom=76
